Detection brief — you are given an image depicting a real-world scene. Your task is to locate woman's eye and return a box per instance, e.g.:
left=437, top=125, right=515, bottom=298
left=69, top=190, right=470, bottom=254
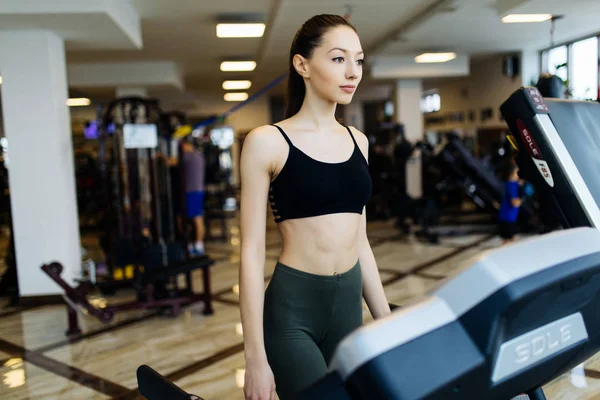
left=357, top=59, right=364, bottom=66
left=333, top=57, right=344, bottom=63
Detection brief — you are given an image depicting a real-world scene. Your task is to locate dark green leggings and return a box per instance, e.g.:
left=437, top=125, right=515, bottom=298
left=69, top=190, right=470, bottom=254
left=263, top=260, right=363, bottom=400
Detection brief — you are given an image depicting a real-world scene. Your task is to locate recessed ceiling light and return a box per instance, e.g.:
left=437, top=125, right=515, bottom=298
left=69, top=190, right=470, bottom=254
left=217, top=23, right=265, bottom=38
left=66, top=98, right=91, bottom=107
left=224, top=92, right=249, bottom=102
left=220, top=61, right=256, bottom=72
left=223, top=80, right=252, bottom=90
left=502, top=14, right=552, bottom=23
left=415, top=52, right=457, bottom=63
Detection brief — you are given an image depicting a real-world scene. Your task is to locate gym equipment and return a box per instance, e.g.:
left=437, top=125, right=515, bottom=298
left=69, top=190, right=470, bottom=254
left=401, top=134, right=536, bottom=243
left=74, top=150, right=104, bottom=229
left=196, top=124, right=238, bottom=242
left=135, top=228, right=600, bottom=399
left=98, top=97, right=196, bottom=278
left=500, top=86, right=600, bottom=231
left=159, top=110, right=188, bottom=245
left=390, top=136, right=496, bottom=243
left=137, top=365, right=203, bottom=400
left=41, top=98, right=218, bottom=336
left=202, top=124, right=235, bottom=186
left=0, top=193, right=18, bottom=306
left=173, top=125, right=192, bottom=140
left=42, top=255, right=215, bottom=335
left=440, top=134, right=504, bottom=211
left=434, top=135, right=536, bottom=230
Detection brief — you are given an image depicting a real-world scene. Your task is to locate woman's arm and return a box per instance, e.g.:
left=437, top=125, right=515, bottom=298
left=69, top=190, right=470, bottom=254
left=358, top=208, right=392, bottom=319
left=352, top=126, right=392, bottom=320
left=239, top=127, right=273, bottom=364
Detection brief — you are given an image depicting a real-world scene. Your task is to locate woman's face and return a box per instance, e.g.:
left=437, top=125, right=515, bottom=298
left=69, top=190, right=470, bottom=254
left=301, top=26, right=364, bottom=105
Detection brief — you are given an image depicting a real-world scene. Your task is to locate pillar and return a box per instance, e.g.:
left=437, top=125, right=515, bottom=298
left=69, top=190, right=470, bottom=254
left=521, top=49, right=541, bottom=87
left=0, top=31, right=81, bottom=297
left=116, top=87, right=148, bottom=98
left=394, top=79, right=424, bottom=198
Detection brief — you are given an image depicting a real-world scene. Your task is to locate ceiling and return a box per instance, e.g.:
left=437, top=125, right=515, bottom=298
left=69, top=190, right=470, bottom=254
left=385, top=0, right=600, bottom=55
left=62, top=0, right=600, bottom=112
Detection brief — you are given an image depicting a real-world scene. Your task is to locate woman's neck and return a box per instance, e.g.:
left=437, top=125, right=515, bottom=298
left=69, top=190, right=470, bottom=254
left=294, top=89, right=338, bottom=131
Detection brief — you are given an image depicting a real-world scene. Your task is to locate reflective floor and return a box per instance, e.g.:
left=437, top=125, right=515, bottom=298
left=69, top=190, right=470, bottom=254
left=0, top=218, right=599, bottom=399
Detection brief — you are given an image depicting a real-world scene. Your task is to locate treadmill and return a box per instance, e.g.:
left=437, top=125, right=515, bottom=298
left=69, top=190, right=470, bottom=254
left=499, top=87, right=600, bottom=230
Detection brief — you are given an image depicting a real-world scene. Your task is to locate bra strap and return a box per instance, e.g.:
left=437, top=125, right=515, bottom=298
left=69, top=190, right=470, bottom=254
left=345, top=125, right=359, bottom=148
left=271, top=124, right=293, bottom=147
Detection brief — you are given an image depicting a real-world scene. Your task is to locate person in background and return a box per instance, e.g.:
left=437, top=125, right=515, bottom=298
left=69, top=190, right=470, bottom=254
left=498, top=162, right=522, bottom=245
left=181, top=137, right=207, bottom=256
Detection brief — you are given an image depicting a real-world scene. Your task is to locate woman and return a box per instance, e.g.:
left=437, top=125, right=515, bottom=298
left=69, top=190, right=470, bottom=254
left=239, top=14, right=391, bottom=400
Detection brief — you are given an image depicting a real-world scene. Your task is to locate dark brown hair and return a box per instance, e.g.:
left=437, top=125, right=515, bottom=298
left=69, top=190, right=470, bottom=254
left=285, top=14, right=356, bottom=119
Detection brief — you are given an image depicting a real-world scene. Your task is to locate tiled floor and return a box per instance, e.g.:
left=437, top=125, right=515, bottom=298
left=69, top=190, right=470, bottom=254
left=0, top=218, right=598, bottom=399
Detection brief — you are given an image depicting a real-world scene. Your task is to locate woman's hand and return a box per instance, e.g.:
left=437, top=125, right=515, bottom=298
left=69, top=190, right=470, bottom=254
left=244, top=359, right=276, bottom=400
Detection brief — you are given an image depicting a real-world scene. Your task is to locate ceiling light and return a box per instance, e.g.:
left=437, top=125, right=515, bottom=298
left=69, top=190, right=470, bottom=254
left=217, top=23, right=265, bottom=38
left=0, top=76, right=3, bottom=85
left=224, top=92, right=249, bottom=102
left=501, top=14, right=552, bottom=23
left=220, top=61, right=256, bottom=72
left=66, top=98, right=91, bottom=107
left=223, top=80, right=252, bottom=90
left=415, top=52, right=457, bottom=63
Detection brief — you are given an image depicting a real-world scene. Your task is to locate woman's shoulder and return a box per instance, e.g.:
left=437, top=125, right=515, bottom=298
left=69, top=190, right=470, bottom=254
left=346, top=125, right=368, bottom=143
left=245, top=124, right=282, bottom=146
left=346, top=125, right=369, bottom=155
left=247, top=123, right=278, bottom=136
left=242, top=124, right=289, bottom=160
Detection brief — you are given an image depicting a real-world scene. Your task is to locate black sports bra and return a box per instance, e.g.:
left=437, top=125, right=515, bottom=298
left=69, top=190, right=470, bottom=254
left=268, top=124, right=372, bottom=223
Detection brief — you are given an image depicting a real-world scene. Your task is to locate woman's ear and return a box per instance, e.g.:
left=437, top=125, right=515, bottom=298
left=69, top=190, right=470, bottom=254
left=293, top=54, right=310, bottom=78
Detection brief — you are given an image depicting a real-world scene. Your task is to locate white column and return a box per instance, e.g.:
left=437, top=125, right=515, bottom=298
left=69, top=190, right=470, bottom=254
left=394, top=79, right=424, bottom=198
left=521, top=50, right=541, bottom=87
left=0, top=31, right=80, bottom=297
left=116, top=86, right=148, bottom=98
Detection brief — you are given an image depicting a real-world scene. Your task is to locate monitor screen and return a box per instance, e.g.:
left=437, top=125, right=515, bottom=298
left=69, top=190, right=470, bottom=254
left=546, top=99, right=600, bottom=209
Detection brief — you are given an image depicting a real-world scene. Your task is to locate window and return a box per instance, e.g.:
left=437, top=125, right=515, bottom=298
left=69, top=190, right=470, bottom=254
left=547, top=45, right=568, bottom=82
left=541, top=50, right=549, bottom=74
left=540, top=35, right=600, bottom=100
left=570, top=36, right=598, bottom=100
left=421, top=92, right=441, bottom=113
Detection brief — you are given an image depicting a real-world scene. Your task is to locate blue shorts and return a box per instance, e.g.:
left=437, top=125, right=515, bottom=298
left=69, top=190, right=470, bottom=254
left=186, top=191, right=205, bottom=218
